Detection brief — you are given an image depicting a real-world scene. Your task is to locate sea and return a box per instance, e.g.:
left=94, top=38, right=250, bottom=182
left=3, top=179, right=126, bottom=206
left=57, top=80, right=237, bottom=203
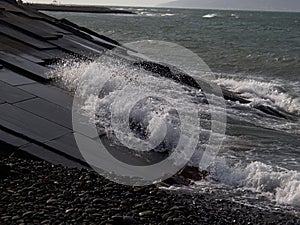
left=45, top=7, right=300, bottom=212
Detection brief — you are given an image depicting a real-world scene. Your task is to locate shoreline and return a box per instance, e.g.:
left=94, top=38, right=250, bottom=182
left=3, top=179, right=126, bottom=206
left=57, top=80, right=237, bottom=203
left=1, top=154, right=299, bottom=224
left=25, top=3, right=135, bottom=14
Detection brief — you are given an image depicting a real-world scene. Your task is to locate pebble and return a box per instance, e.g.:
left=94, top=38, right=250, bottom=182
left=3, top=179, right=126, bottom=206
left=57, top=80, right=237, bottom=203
left=0, top=155, right=299, bottom=225
left=46, top=199, right=57, bottom=204
left=65, top=209, right=74, bottom=214
left=22, top=211, right=34, bottom=217
left=92, top=198, right=105, bottom=204
left=11, top=215, right=20, bottom=220
left=138, top=210, right=153, bottom=216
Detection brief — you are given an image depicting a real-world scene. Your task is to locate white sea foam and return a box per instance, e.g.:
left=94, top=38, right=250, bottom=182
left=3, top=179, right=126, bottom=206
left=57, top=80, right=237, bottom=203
left=202, top=13, right=219, bottom=19
left=139, top=11, right=175, bottom=17
left=214, top=78, right=300, bottom=115
left=202, top=13, right=239, bottom=19
left=50, top=58, right=300, bottom=207
left=207, top=157, right=300, bottom=206
left=161, top=13, right=175, bottom=17
left=50, top=58, right=207, bottom=154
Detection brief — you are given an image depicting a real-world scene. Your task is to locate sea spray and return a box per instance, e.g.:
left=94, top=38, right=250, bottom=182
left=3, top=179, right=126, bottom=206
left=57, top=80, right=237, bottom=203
left=207, top=157, right=300, bottom=206
left=214, top=78, right=300, bottom=116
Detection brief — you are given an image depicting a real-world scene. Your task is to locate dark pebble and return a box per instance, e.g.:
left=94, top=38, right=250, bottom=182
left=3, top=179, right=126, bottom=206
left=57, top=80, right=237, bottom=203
left=0, top=164, right=11, bottom=179
left=0, top=155, right=299, bottom=225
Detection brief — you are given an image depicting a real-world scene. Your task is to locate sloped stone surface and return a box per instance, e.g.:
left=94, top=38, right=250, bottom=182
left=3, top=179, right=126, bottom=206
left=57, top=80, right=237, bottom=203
left=0, top=103, right=71, bottom=143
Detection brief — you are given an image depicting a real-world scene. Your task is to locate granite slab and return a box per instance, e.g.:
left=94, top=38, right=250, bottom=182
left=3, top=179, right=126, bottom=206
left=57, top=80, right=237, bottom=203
left=0, top=51, right=49, bottom=80
left=0, top=23, right=56, bottom=50
left=0, top=68, right=36, bottom=86
left=44, top=132, right=84, bottom=161
left=0, top=80, right=35, bottom=103
left=18, top=83, right=73, bottom=109
left=20, top=143, right=86, bottom=168
left=0, top=103, right=71, bottom=143
left=0, top=129, right=29, bottom=148
left=15, top=97, right=72, bottom=129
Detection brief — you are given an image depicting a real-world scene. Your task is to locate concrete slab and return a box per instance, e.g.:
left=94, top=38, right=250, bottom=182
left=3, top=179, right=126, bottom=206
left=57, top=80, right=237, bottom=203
left=0, top=80, right=35, bottom=103
left=0, top=68, right=36, bottom=86
left=0, top=1, right=42, bottom=19
left=0, top=103, right=71, bottom=143
left=65, top=35, right=105, bottom=54
left=45, top=132, right=84, bottom=161
left=0, top=51, right=49, bottom=80
left=15, top=97, right=72, bottom=129
left=19, top=83, right=73, bottom=109
left=20, top=143, right=86, bottom=168
left=0, top=129, right=29, bottom=148
left=0, top=23, right=57, bottom=50
left=0, top=34, right=58, bottom=62
left=0, top=11, right=65, bottom=39
left=50, top=36, right=104, bottom=57
left=43, top=49, right=71, bottom=60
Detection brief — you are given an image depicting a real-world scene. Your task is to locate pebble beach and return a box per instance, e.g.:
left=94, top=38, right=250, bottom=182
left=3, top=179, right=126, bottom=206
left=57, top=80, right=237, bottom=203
left=1, top=154, right=299, bottom=225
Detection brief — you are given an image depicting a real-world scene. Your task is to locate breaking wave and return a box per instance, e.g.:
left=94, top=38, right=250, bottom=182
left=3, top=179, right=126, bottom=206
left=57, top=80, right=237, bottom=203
left=202, top=13, right=219, bottom=19
left=50, top=58, right=300, bottom=207
left=202, top=13, right=239, bottom=19
left=50, top=58, right=207, bottom=155
left=214, top=78, right=300, bottom=116
left=208, top=157, right=300, bottom=206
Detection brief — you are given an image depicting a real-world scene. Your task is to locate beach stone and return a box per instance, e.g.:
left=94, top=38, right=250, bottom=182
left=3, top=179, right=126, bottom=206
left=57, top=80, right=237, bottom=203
left=170, top=206, right=185, bottom=211
left=138, top=210, right=153, bottom=216
left=110, top=215, right=137, bottom=224
left=12, top=215, right=20, bottom=220
left=22, top=211, right=34, bottom=218
left=46, top=199, right=57, bottom=204
left=0, top=165, right=11, bottom=179
left=65, top=208, right=74, bottom=214
left=173, top=218, right=185, bottom=223
left=1, top=216, right=11, bottom=221
left=92, top=198, right=105, bottom=204
left=122, top=216, right=136, bottom=224
left=162, top=212, right=174, bottom=220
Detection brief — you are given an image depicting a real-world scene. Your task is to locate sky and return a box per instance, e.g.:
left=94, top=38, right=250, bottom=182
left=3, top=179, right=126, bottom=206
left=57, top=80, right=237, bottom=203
left=24, top=0, right=300, bottom=11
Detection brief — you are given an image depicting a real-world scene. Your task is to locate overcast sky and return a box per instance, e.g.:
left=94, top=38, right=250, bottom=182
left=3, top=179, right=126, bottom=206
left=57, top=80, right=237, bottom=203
left=24, top=0, right=300, bottom=11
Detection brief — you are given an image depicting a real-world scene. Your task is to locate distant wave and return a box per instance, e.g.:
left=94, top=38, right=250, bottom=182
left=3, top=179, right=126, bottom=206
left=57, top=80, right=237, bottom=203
left=138, top=11, right=175, bottom=17
left=202, top=13, right=219, bottom=19
left=202, top=13, right=239, bottom=19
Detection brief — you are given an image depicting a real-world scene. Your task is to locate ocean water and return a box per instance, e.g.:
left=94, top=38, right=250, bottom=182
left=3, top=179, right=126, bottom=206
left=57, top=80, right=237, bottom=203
left=46, top=8, right=300, bottom=209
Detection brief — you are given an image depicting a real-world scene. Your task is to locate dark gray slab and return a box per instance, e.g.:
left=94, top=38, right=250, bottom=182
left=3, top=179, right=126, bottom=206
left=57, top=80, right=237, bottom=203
left=20, top=143, right=86, bottom=168
left=19, top=83, right=73, bottom=109
left=15, top=98, right=72, bottom=129
left=0, top=129, right=28, bottom=148
left=45, top=132, right=84, bottom=161
left=0, top=1, right=42, bottom=19
left=0, top=34, right=57, bottom=62
left=43, top=49, right=71, bottom=60
left=65, top=35, right=105, bottom=54
left=50, top=36, right=104, bottom=57
left=0, top=103, right=71, bottom=143
left=0, top=51, right=49, bottom=80
left=0, top=80, right=35, bottom=103
left=0, top=11, right=66, bottom=39
left=0, top=68, right=36, bottom=86
left=0, top=23, right=57, bottom=50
